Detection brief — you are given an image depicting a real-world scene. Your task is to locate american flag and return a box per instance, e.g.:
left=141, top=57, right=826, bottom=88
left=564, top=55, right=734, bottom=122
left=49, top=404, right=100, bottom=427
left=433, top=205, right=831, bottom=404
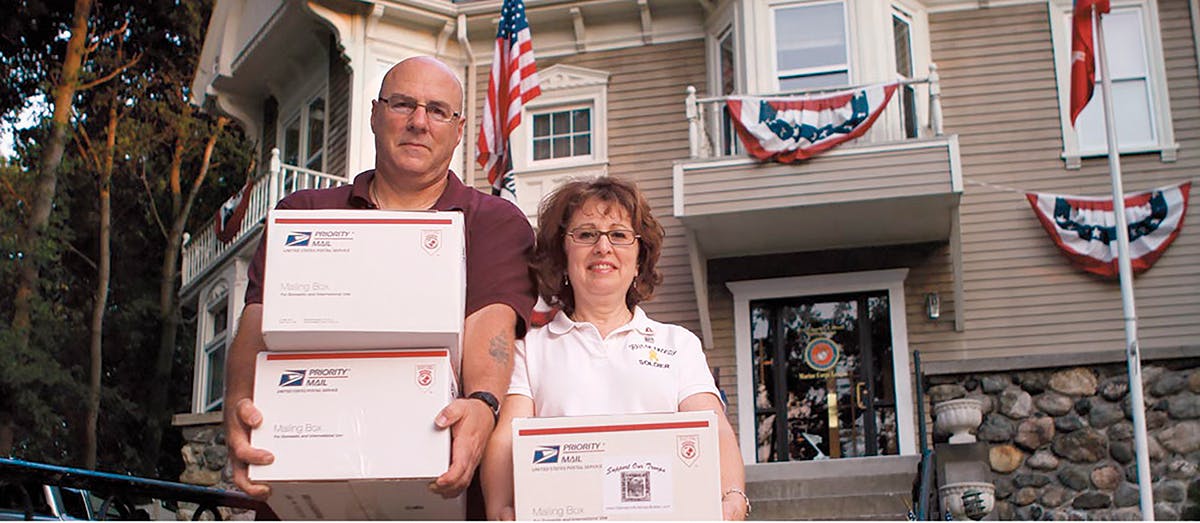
left=477, top=0, right=541, bottom=202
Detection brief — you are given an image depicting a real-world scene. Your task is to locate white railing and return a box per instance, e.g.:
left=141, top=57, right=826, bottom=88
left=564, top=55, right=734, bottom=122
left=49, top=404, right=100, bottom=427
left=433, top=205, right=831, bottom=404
left=685, top=63, right=944, bottom=160
left=181, top=148, right=350, bottom=289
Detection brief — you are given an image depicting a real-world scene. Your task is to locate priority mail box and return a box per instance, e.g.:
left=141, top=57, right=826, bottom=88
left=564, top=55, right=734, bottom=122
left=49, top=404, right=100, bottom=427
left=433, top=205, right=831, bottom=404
left=250, top=349, right=464, bottom=520
left=512, top=411, right=721, bottom=521
left=262, top=209, right=465, bottom=352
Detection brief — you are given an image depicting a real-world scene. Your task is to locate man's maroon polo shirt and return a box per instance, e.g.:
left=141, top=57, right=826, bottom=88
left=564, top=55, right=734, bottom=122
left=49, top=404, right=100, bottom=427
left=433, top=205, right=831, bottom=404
left=244, top=170, right=537, bottom=333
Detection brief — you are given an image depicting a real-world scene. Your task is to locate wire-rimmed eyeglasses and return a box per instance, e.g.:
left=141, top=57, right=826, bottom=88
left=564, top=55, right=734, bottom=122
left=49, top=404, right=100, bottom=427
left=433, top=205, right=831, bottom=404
left=566, top=228, right=640, bottom=246
left=378, top=94, right=461, bottom=123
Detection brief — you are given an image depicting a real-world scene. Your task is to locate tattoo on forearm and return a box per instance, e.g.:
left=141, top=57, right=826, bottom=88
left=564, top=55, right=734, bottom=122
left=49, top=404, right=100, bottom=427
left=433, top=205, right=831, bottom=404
left=488, top=333, right=512, bottom=366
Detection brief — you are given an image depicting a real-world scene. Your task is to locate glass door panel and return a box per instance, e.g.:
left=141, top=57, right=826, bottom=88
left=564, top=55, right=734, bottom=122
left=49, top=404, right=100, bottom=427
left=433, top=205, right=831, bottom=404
left=751, top=291, right=897, bottom=462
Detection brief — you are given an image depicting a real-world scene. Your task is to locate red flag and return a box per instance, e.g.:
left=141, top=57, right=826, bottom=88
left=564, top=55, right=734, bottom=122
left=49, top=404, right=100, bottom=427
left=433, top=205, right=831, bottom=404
left=477, top=0, right=541, bottom=199
left=1069, top=0, right=1110, bottom=126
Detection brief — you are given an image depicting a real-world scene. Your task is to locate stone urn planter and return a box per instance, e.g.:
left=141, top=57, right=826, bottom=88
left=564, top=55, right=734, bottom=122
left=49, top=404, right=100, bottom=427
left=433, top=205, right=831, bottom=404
left=933, top=398, right=983, bottom=444
left=939, top=481, right=995, bottom=521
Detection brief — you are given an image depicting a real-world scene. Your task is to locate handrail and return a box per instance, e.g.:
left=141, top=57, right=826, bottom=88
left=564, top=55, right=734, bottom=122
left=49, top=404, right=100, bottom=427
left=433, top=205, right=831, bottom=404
left=180, top=148, right=349, bottom=291
left=0, top=457, right=274, bottom=520
left=684, top=63, right=944, bottom=160
left=912, top=350, right=938, bottom=520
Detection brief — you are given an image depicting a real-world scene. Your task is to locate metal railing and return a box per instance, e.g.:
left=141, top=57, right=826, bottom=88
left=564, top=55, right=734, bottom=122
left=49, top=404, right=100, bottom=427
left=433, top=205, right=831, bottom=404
left=181, top=149, right=349, bottom=289
left=685, top=63, right=945, bottom=160
left=0, top=457, right=273, bottom=520
left=912, top=350, right=940, bottom=520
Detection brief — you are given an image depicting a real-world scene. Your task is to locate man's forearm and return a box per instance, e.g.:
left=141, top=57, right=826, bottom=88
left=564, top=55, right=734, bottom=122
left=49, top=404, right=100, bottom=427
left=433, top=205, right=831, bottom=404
left=225, top=303, right=266, bottom=424
left=461, top=303, right=517, bottom=397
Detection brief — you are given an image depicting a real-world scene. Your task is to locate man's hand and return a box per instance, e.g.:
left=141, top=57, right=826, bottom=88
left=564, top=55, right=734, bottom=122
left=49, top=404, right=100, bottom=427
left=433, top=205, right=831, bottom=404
left=429, top=397, right=497, bottom=498
left=226, top=398, right=275, bottom=498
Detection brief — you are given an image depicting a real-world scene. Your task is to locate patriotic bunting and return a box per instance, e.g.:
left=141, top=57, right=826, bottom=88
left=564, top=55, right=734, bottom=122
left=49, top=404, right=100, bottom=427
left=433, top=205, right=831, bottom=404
left=214, top=178, right=255, bottom=244
left=1026, top=182, right=1190, bottom=278
left=725, top=83, right=898, bottom=163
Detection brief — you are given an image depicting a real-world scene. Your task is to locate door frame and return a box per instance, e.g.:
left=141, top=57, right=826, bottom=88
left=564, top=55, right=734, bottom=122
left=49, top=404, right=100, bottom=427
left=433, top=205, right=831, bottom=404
left=728, top=268, right=917, bottom=464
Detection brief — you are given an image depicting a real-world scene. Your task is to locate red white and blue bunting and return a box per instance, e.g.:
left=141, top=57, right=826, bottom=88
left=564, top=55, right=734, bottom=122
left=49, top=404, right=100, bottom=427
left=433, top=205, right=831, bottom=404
left=725, top=83, right=898, bottom=163
left=214, top=178, right=255, bottom=244
left=1026, top=182, right=1191, bottom=278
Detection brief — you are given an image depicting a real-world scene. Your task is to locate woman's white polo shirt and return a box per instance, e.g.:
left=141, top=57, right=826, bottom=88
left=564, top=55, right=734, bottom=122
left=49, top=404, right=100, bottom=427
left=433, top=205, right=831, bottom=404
left=508, top=306, right=721, bottom=417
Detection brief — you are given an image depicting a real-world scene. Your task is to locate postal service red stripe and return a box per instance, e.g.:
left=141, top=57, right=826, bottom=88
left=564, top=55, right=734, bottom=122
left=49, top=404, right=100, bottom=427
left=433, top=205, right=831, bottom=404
left=273, top=218, right=453, bottom=225
left=518, top=420, right=710, bottom=436
left=266, top=350, right=448, bottom=360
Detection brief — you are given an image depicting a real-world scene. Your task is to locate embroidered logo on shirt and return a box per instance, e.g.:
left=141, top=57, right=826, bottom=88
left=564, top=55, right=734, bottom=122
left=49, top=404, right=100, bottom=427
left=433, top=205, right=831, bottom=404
left=630, top=342, right=674, bottom=369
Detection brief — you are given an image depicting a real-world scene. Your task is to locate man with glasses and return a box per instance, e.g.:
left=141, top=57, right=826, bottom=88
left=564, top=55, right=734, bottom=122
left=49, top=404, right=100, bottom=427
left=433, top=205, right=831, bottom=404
left=223, top=56, right=537, bottom=518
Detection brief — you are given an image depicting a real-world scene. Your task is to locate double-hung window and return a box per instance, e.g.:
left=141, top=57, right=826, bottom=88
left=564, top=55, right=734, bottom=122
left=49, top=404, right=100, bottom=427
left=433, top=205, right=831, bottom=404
left=772, top=1, right=850, bottom=91
left=1055, top=0, right=1177, bottom=167
left=197, top=284, right=229, bottom=412
left=510, top=64, right=610, bottom=221
left=532, top=107, right=592, bottom=161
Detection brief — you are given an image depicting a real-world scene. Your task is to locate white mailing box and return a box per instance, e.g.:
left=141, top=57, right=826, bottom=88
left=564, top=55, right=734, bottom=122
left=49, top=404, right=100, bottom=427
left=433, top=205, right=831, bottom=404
left=250, top=349, right=463, bottom=520
left=512, top=411, right=722, bottom=521
left=261, top=209, right=465, bottom=354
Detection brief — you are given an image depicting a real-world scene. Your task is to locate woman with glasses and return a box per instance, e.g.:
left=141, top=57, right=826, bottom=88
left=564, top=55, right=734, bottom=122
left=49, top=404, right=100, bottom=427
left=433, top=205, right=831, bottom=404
left=480, top=176, right=748, bottom=520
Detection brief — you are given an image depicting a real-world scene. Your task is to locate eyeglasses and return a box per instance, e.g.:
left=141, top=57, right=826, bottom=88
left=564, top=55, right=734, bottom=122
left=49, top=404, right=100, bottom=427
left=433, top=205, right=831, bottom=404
left=378, top=94, right=461, bottom=123
left=566, top=228, right=640, bottom=246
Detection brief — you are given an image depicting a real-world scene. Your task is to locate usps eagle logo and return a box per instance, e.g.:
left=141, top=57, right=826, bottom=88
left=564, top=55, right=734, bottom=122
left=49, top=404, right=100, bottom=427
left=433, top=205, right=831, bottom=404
left=416, top=365, right=434, bottom=390
left=285, top=232, right=311, bottom=247
left=678, top=435, right=699, bottom=467
left=533, top=445, right=560, bottom=464
left=422, top=230, right=442, bottom=254
left=279, top=370, right=306, bottom=387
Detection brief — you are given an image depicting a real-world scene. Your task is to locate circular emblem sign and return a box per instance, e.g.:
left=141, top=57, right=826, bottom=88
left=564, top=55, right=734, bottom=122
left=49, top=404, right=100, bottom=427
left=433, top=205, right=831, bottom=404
left=803, top=337, right=840, bottom=372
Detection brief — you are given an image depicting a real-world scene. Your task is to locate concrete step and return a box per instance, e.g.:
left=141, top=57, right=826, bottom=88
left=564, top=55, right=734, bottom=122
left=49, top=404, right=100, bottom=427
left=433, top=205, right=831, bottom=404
left=751, top=493, right=912, bottom=521
left=744, top=455, right=919, bottom=521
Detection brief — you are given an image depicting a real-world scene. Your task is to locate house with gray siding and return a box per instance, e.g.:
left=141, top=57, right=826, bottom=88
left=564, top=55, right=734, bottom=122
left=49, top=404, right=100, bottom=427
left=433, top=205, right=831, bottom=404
left=175, top=0, right=1199, bottom=519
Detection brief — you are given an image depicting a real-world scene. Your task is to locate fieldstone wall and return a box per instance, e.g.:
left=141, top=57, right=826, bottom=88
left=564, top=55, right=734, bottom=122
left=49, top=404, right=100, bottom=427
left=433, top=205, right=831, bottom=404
left=178, top=422, right=254, bottom=521
left=926, top=358, right=1200, bottom=520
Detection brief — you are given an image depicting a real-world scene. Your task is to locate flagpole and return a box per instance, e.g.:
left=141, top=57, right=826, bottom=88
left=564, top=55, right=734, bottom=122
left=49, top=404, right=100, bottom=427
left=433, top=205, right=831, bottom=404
left=1093, top=9, right=1155, bottom=520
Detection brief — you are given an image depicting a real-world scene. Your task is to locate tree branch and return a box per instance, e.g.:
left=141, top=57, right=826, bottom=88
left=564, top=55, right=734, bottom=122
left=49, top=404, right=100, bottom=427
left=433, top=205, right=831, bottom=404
left=78, top=52, right=142, bottom=91
left=0, top=175, right=25, bottom=202
left=139, top=158, right=168, bottom=239
left=64, top=241, right=98, bottom=271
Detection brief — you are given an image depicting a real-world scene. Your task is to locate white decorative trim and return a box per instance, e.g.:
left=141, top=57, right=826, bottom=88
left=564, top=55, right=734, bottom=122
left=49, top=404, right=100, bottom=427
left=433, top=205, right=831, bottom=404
left=727, top=269, right=917, bottom=464
left=539, top=64, right=611, bottom=90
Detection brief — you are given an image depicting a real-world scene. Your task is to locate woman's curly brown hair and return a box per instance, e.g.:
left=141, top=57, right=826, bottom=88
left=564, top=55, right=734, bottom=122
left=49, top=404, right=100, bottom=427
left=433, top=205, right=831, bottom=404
left=532, top=176, right=665, bottom=316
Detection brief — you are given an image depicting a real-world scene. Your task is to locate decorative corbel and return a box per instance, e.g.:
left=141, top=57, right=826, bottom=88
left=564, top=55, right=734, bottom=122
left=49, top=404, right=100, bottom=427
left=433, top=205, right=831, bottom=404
left=435, top=20, right=455, bottom=58
left=367, top=4, right=385, bottom=34
left=696, top=0, right=714, bottom=15
left=570, top=7, right=587, bottom=52
left=637, top=0, right=653, bottom=44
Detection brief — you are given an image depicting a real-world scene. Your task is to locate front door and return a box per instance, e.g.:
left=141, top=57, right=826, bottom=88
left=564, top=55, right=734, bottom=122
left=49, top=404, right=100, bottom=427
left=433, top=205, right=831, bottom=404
left=750, top=291, right=898, bottom=462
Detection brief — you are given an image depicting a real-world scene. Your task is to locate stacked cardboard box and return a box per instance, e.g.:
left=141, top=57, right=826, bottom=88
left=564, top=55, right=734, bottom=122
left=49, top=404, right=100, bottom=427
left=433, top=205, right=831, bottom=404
left=248, top=209, right=467, bottom=520
left=512, top=411, right=722, bottom=520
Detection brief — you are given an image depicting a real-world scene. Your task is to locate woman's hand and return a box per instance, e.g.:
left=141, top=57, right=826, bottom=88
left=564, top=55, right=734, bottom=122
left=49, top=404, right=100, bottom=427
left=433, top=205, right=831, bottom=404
left=721, top=488, right=750, bottom=520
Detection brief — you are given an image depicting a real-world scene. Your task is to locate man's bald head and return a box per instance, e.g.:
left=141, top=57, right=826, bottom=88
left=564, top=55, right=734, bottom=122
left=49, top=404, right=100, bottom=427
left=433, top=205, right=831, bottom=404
left=379, top=56, right=465, bottom=110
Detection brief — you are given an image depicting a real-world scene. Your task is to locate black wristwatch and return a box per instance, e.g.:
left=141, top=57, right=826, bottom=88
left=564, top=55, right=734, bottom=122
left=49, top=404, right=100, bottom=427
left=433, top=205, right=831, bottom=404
left=467, top=391, right=500, bottom=423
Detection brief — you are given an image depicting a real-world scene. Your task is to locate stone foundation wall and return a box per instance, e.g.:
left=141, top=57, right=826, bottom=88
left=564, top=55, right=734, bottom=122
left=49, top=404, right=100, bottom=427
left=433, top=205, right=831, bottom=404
left=926, top=358, right=1200, bottom=520
left=179, top=422, right=254, bottom=520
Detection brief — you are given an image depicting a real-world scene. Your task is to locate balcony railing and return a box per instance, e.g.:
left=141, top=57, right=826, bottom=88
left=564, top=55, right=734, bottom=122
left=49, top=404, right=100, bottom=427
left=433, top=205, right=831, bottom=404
left=685, top=64, right=944, bottom=160
left=180, top=149, right=349, bottom=291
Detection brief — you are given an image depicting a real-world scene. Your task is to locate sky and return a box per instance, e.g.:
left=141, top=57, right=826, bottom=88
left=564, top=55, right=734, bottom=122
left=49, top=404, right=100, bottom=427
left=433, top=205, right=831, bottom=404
left=1, top=97, right=48, bottom=160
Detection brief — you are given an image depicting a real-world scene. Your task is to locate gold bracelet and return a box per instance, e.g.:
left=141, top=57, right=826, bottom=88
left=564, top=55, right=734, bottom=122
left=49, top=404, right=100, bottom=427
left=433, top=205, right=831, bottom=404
left=722, top=487, right=751, bottom=516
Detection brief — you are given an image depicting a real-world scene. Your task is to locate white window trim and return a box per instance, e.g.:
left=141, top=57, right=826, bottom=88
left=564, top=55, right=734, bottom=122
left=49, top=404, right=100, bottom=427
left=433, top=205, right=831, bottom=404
left=727, top=269, right=917, bottom=465
left=1050, top=0, right=1178, bottom=169
left=766, top=0, right=855, bottom=92
left=193, top=281, right=230, bottom=413
left=510, top=64, right=610, bottom=222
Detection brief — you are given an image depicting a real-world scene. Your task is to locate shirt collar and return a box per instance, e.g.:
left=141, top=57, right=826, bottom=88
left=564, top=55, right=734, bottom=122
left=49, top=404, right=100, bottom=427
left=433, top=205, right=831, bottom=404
left=348, top=169, right=467, bottom=210
left=547, top=306, right=649, bottom=336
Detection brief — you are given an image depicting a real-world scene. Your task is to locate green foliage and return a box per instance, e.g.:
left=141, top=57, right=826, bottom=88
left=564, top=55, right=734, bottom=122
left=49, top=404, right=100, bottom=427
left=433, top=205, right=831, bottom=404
left=1, top=0, right=253, bottom=477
